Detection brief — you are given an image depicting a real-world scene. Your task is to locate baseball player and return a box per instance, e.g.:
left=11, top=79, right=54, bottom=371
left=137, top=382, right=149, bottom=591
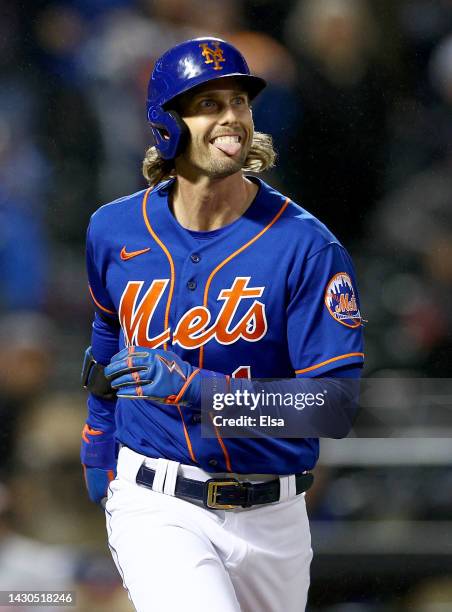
left=80, top=37, right=364, bottom=612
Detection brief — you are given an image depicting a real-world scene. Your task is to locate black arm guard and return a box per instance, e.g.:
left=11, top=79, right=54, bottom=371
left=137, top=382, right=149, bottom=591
left=81, top=346, right=116, bottom=400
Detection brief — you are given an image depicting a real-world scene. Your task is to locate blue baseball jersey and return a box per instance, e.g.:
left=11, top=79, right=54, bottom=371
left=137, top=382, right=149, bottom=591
left=86, top=177, right=364, bottom=474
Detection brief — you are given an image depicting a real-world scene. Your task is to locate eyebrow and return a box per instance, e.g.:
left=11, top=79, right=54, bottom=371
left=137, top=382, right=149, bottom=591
left=192, top=90, right=248, bottom=100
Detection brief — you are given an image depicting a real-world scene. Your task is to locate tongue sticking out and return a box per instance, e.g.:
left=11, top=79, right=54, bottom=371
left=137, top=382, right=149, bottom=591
left=212, top=137, right=241, bottom=156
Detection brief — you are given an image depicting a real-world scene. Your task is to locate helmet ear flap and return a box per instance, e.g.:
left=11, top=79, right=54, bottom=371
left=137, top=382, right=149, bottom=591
left=148, top=107, right=189, bottom=160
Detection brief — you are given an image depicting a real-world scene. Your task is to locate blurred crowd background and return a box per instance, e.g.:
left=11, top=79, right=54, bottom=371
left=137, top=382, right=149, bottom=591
left=1, top=0, right=452, bottom=610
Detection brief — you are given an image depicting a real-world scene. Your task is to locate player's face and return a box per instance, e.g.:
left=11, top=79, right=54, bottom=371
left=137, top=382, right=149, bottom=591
left=175, top=79, right=254, bottom=178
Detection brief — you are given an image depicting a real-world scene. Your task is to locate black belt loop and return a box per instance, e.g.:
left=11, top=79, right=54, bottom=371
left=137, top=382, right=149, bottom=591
left=241, top=481, right=253, bottom=508
left=136, top=465, right=313, bottom=510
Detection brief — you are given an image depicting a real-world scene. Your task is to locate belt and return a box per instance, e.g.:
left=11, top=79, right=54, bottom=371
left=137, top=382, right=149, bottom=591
left=136, top=465, right=314, bottom=510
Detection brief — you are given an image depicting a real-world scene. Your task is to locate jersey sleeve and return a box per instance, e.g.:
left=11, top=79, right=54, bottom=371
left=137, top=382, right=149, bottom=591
left=84, top=220, right=120, bottom=434
left=288, top=242, right=364, bottom=377
left=86, top=219, right=117, bottom=319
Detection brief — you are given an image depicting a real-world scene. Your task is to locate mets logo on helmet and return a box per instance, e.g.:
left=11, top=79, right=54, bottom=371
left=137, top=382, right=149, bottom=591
left=324, top=272, right=362, bottom=328
left=199, top=41, right=226, bottom=71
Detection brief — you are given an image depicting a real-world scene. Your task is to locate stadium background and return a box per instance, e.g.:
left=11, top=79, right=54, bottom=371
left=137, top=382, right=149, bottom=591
left=1, top=0, right=452, bottom=609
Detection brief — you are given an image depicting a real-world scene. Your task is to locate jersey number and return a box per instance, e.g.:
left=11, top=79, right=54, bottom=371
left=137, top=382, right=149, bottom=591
left=232, top=366, right=251, bottom=379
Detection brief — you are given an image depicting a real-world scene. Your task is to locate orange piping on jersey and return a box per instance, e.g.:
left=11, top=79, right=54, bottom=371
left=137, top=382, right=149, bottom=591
left=208, top=375, right=231, bottom=473
left=171, top=369, right=200, bottom=404
left=142, top=187, right=175, bottom=350
left=177, top=405, right=197, bottom=463
left=295, top=352, right=365, bottom=375
left=199, top=197, right=290, bottom=472
left=107, top=470, right=115, bottom=482
left=209, top=413, right=232, bottom=472
left=199, top=197, right=290, bottom=369
left=89, top=285, right=116, bottom=315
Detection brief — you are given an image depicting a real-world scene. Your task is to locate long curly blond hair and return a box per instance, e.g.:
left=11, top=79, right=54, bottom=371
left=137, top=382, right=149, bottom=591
left=142, top=131, right=276, bottom=189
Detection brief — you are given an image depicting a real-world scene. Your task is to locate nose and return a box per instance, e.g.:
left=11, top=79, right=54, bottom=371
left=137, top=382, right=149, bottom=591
left=218, top=102, right=241, bottom=124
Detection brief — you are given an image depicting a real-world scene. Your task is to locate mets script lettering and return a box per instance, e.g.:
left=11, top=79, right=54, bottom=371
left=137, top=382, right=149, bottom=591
left=119, top=277, right=268, bottom=349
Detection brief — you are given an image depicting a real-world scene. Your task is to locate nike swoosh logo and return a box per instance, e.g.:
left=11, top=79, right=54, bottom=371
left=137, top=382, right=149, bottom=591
left=120, top=246, right=151, bottom=261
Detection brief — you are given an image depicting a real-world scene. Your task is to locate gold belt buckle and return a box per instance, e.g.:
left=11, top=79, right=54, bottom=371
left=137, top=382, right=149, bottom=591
left=206, top=480, right=240, bottom=509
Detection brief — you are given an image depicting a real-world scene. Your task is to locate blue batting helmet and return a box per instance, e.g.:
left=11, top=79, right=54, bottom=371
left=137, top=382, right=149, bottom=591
left=147, top=37, right=266, bottom=160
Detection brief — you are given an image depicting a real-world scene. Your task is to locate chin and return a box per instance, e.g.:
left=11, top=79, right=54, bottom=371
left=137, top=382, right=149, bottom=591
left=207, top=156, right=245, bottom=178
left=210, top=166, right=241, bottom=179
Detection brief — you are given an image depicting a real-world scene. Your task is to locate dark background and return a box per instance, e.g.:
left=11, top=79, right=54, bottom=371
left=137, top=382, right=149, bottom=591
left=1, top=0, right=452, bottom=610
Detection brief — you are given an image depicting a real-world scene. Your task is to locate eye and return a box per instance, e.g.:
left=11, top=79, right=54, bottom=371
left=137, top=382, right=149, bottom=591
left=232, top=95, right=247, bottom=106
left=198, top=99, right=217, bottom=110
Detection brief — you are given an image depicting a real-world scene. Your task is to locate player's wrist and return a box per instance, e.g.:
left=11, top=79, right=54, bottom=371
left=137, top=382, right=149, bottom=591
left=82, top=346, right=117, bottom=400
left=80, top=424, right=117, bottom=469
left=181, top=369, right=229, bottom=407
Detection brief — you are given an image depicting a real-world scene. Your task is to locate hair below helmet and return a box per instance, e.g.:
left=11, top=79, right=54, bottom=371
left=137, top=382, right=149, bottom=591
left=147, top=37, right=266, bottom=160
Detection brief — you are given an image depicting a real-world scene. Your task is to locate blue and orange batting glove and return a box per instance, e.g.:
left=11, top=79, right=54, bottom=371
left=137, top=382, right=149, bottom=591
left=80, top=424, right=117, bottom=505
left=104, top=346, right=227, bottom=406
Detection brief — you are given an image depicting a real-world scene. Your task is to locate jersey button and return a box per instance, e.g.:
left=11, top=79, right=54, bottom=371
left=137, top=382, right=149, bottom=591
left=192, top=414, right=202, bottom=424
left=208, top=459, right=218, bottom=467
left=187, top=280, right=197, bottom=290
left=190, top=253, right=201, bottom=263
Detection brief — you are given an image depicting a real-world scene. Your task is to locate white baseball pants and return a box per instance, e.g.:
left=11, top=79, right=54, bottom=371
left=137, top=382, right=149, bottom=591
left=105, top=446, right=312, bottom=612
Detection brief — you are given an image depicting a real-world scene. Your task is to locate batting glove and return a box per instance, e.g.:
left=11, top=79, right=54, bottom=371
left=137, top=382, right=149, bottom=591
left=104, top=346, right=227, bottom=406
left=80, top=424, right=116, bottom=505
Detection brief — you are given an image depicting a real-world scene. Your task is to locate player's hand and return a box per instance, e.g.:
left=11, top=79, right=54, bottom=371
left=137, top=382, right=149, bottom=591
left=104, top=347, right=202, bottom=405
left=80, top=423, right=117, bottom=505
